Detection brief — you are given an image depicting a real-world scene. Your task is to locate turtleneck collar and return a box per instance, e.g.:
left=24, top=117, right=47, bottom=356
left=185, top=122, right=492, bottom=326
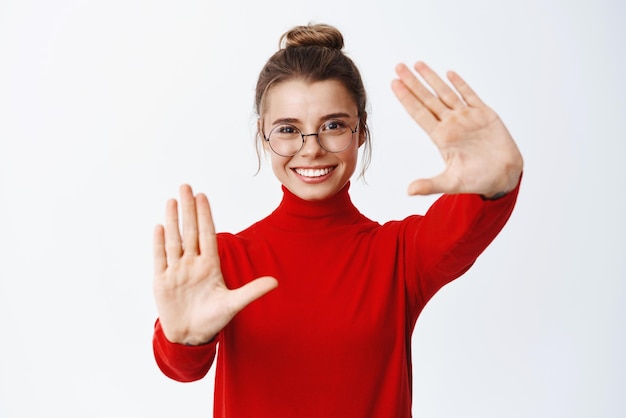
left=265, top=182, right=364, bottom=232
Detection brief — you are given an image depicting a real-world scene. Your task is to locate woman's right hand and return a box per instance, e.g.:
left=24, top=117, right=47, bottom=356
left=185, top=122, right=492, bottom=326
left=153, top=184, right=278, bottom=345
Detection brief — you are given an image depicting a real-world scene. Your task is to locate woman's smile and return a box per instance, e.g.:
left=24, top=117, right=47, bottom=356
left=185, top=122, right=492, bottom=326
left=292, top=166, right=336, bottom=182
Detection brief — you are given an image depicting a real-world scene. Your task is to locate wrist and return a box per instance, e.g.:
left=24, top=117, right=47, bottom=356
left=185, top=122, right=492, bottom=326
left=480, top=190, right=508, bottom=200
left=481, top=169, right=523, bottom=200
left=160, top=321, right=215, bottom=346
left=184, top=334, right=217, bottom=346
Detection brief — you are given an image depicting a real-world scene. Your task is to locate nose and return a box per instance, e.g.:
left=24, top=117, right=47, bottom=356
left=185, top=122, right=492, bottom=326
left=298, top=133, right=325, bottom=157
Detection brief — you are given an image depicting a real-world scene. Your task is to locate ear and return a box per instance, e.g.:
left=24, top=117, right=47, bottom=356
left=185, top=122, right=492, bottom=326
left=357, top=112, right=367, bottom=147
left=257, top=118, right=269, bottom=151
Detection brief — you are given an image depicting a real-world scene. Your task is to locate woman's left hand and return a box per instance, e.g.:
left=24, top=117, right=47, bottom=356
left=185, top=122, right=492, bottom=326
left=391, top=62, right=523, bottom=197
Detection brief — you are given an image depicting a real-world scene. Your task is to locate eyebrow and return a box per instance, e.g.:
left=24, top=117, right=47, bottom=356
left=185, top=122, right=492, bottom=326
left=270, top=112, right=353, bottom=126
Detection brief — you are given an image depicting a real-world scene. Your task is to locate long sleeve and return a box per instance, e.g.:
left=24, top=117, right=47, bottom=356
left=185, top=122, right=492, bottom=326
left=152, top=319, right=218, bottom=382
left=150, top=181, right=521, bottom=416
left=405, top=176, right=522, bottom=308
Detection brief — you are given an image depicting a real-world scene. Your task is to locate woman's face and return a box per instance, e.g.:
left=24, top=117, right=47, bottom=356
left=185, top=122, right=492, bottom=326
left=261, top=79, right=361, bottom=201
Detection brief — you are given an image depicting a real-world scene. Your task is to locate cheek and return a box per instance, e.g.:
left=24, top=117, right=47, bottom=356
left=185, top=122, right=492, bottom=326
left=269, top=153, right=290, bottom=173
left=342, top=146, right=360, bottom=167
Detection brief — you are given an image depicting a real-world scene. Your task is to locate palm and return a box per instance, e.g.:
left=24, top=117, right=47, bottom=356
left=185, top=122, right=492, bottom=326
left=153, top=185, right=278, bottom=345
left=391, top=62, right=523, bottom=197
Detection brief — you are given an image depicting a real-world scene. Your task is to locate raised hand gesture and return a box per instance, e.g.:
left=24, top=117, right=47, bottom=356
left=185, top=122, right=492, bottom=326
left=391, top=62, right=523, bottom=198
left=153, top=185, right=278, bottom=345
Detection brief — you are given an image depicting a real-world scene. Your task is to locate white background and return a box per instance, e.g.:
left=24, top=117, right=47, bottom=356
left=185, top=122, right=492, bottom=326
left=1, top=0, right=624, bottom=417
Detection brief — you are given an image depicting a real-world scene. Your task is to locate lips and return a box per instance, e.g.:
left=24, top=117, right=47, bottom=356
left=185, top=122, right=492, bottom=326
left=293, top=166, right=335, bottom=178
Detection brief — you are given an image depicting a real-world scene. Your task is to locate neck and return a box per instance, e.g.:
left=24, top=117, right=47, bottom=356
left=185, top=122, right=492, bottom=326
left=266, top=182, right=362, bottom=231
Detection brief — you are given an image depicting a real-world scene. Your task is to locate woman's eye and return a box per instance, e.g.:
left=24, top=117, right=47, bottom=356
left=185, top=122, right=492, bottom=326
left=322, top=120, right=347, bottom=131
left=277, top=125, right=298, bottom=134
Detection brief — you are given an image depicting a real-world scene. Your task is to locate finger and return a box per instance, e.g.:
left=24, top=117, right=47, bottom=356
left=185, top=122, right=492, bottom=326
left=391, top=78, right=438, bottom=134
left=164, top=198, right=182, bottom=264
left=196, top=193, right=218, bottom=257
left=394, top=63, right=449, bottom=119
left=447, top=70, right=485, bottom=108
left=229, top=276, right=279, bottom=313
left=180, top=184, right=199, bottom=255
left=408, top=178, right=436, bottom=196
left=413, top=61, right=464, bottom=110
left=407, top=173, right=457, bottom=196
left=153, top=224, right=167, bottom=273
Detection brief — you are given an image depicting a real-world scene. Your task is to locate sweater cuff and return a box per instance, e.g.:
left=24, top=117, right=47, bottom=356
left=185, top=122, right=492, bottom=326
left=478, top=172, right=522, bottom=203
left=152, top=319, right=218, bottom=382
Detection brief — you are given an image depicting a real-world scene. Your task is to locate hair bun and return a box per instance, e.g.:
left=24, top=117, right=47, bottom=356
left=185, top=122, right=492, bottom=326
left=280, top=23, right=344, bottom=50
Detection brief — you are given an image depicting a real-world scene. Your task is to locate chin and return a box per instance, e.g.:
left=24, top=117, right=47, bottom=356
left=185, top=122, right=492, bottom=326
left=288, top=183, right=343, bottom=201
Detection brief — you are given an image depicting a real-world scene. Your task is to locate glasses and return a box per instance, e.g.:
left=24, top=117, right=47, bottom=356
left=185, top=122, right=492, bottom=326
left=264, top=119, right=359, bottom=157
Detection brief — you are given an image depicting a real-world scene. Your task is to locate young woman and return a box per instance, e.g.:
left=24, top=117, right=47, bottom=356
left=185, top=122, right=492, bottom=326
left=152, top=23, right=523, bottom=417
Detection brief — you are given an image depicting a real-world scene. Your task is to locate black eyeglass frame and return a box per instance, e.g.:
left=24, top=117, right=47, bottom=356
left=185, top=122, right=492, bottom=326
left=263, top=119, right=360, bottom=157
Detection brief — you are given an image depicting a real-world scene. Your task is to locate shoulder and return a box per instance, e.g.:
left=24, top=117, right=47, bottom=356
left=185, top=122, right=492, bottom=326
left=215, top=217, right=270, bottom=252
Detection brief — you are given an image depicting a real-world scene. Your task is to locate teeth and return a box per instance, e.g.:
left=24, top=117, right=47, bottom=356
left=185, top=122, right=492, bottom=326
left=295, top=167, right=332, bottom=177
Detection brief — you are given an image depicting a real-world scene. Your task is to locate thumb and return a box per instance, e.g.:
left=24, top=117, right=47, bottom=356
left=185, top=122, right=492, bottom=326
left=229, top=276, right=279, bottom=312
left=408, top=172, right=457, bottom=196
left=408, top=178, right=437, bottom=196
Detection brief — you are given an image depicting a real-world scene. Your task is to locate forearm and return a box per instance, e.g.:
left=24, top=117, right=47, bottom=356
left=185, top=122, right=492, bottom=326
left=411, top=174, right=521, bottom=300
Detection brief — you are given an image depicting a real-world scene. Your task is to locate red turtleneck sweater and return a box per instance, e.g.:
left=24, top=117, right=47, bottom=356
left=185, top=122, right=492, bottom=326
left=153, top=182, right=520, bottom=417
